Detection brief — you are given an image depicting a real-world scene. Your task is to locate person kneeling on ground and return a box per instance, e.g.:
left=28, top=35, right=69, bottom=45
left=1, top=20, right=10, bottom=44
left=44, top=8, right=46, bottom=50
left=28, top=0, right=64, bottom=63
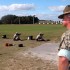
left=36, top=33, right=45, bottom=41
left=13, top=32, right=21, bottom=41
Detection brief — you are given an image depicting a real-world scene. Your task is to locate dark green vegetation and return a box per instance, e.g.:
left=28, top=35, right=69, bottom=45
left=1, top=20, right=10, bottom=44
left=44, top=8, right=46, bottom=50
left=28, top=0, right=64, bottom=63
left=0, top=15, right=39, bottom=24
left=0, top=24, right=66, bottom=41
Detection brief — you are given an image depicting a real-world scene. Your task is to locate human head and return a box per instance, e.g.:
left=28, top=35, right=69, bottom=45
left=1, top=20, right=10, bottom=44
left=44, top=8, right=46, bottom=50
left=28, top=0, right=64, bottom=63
left=58, top=5, right=70, bottom=19
left=58, top=5, right=70, bottom=29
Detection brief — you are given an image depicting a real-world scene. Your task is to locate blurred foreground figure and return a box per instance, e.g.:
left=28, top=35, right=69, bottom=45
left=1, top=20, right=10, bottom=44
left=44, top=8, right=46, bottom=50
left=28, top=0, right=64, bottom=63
left=58, top=5, right=70, bottom=70
left=13, top=32, right=21, bottom=41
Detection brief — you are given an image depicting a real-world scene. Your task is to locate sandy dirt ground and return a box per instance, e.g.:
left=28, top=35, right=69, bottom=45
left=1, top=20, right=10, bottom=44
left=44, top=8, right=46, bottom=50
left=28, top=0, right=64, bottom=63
left=0, top=39, right=58, bottom=70
left=1, top=52, right=58, bottom=70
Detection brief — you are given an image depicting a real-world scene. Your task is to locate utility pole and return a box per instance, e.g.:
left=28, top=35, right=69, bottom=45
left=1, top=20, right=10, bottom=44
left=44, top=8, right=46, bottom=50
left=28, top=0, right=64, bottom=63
left=33, top=15, right=35, bottom=24
left=19, top=17, right=20, bottom=24
left=11, top=20, right=12, bottom=24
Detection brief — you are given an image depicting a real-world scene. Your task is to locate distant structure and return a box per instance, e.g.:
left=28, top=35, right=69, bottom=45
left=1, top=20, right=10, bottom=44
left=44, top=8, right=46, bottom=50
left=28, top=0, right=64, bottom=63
left=39, top=23, right=41, bottom=24
left=39, top=20, right=61, bottom=24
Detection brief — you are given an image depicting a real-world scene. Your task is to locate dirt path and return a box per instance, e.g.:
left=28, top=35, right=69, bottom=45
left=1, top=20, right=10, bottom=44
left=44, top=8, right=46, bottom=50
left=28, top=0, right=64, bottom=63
left=7, top=43, right=58, bottom=70
left=19, top=43, right=59, bottom=64
left=0, top=42, right=58, bottom=70
left=3, top=55, right=57, bottom=70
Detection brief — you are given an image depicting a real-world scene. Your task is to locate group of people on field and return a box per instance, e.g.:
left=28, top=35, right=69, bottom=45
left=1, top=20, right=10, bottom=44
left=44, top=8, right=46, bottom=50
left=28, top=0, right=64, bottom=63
left=2, top=5, right=70, bottom=70
left=13, top=32, right=45, bottom=41
left=13, top=5, right=70, bottom=70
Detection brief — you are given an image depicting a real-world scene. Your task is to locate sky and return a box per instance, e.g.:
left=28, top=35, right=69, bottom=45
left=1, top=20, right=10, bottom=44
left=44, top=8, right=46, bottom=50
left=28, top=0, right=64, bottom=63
left=0, top=0, right=70, bottom=21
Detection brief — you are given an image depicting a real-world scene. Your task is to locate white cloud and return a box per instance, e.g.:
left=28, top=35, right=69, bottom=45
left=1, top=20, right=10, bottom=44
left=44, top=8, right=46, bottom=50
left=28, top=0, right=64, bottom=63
left=16, top=13, right=55, bottom=20
left=48, top=5, right=65, bottom=12
left=36, top=13, right=55, bottom=18
left=35, top=13, right=58, bottom=20
left=0, top=6, right=8, bottom=11
left=0, top=4, right=35, bottom=11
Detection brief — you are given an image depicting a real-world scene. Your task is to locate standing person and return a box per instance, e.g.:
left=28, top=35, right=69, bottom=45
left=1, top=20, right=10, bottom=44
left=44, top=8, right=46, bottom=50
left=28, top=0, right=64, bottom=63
left=58, top=5, right=70, bottom=70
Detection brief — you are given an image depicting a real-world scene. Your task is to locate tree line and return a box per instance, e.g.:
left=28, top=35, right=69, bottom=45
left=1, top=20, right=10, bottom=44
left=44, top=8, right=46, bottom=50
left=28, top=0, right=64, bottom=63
left=0, top=14, right=39, bottom=24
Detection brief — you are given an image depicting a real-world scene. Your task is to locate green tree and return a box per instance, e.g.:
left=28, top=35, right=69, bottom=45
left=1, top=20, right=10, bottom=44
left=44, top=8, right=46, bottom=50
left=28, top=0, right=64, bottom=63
left=1, top=14, right=17, bottom=24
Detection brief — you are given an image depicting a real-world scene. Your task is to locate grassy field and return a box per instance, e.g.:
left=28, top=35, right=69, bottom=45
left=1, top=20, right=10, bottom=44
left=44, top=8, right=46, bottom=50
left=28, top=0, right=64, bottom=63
left=0, top=24, right=66, bottom=70
left=0, top=24, right=66, bottom=41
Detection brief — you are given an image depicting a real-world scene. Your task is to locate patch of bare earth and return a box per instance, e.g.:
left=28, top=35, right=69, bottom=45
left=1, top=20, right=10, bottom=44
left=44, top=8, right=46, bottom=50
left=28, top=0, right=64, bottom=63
left=2, top=52, right=57, bottom=70
left=0, top=39, right=58, bottom=70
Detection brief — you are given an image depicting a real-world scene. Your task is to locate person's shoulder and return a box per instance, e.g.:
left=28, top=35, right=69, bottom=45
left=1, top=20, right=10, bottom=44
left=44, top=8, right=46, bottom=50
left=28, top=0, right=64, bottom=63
left=61, top=30, right=70, bottom=38
left=65, top=30, right=70, bottom=34
left=61, top=30, right=68, bottom=39
left=62, top=30, right=70, bottom=35
left=61, top=32, right=66, bottom=37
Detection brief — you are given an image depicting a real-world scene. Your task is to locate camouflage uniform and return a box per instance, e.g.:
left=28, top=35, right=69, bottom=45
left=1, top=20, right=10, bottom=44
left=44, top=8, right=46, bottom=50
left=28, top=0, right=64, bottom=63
left=59, top=30, right=70, bottom=50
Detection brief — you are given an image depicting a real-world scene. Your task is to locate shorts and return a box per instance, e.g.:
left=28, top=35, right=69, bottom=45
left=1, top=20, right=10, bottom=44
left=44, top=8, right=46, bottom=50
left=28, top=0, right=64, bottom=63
left=58, top=49, right=70, bottom=60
